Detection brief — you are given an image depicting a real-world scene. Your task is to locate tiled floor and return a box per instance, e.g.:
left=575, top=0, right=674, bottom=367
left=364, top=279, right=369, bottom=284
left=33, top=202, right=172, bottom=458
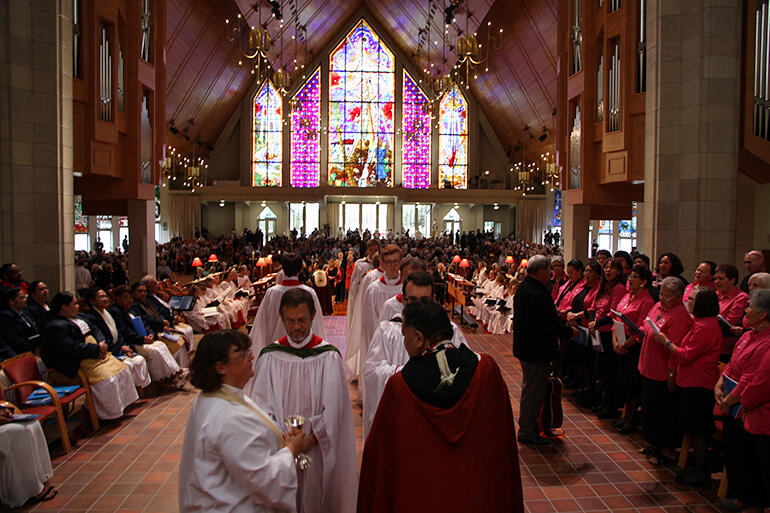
left=13, top=317, right=726, bottom=513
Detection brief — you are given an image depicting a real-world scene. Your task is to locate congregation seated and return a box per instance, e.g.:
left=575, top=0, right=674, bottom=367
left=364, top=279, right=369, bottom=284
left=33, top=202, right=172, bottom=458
left=0, top=262, right=28, bottom=294
left=40, top=292, right=138, bottom=420
left=130, top=281, right=190, bottom=368
left=141, top=275, right=195, bottom=352
left=0, top=408, right=57, bottom=507
left=24, top=281, right=50, bottom=329
left=110, top=285, right=189, bottom=387
left=0, top=287, right=41, bottom=359
left=81, top=287, right=151, bottom=389
left=185, top=284, right=227, bottom=333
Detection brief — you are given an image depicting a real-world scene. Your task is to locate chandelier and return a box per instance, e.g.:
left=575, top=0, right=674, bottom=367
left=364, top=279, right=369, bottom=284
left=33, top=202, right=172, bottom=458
left=161, top=143, right=207, bottom=192
left=539, top=151, right=561, bottom=190
left=454, top=21, right=503, bottom=91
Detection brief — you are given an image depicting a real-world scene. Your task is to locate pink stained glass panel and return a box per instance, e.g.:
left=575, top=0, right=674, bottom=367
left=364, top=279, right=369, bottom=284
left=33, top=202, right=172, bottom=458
left=290, top=68, right=321, bottom=187
left=401, top=70, right=431, bottom=188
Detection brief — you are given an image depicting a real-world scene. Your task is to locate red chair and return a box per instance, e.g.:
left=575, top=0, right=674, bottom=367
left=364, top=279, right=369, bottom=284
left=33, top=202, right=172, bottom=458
left=1, top=352, right=99, bottom=452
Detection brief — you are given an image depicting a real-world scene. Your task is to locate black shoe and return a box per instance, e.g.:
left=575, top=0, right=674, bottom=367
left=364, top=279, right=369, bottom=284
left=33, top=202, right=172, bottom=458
left=597, top=407, right=619, bottom=419
left=518, top=435, right=552, bottom=446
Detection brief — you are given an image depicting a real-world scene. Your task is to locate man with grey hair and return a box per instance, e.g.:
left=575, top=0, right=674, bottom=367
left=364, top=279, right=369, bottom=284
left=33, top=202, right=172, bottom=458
left=141, top=275, right=195, bottom=354
left=513, top=254, right=577, bottom=445
left=741, top=250, right=767, bottom=293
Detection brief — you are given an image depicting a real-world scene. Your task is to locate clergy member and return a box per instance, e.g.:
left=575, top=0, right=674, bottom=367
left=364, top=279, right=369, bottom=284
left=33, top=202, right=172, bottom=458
left=362, top=271, right=470, bottom=439
left=344, top=246, right=384, bottom=376
left=248, top=252, right=327, bottom=358
left=358, top=299, right=524, bottom=513
left=375, top=258, right=427, bottom=324
left=344, top=238, right=380, bottom=345
left=249, top=288, right=358, bottom=513
left=180, top=330, right=308, bottom=512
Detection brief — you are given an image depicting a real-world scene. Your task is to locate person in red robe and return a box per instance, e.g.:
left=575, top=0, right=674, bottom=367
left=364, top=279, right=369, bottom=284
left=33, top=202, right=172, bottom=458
left=357, top=299, right=524, bottom=513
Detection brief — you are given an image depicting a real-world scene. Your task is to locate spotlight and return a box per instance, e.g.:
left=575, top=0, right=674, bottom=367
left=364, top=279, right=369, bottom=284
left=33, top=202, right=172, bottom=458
left=538, top=132, right=547, bottom=142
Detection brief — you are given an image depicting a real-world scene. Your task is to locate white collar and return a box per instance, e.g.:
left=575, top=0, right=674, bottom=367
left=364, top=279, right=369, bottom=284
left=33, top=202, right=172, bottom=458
left=221, top=383, right=246, bottom=399
left=382, top=273, right=401, bottom=286
left=286, top=332, right=314, bottom=349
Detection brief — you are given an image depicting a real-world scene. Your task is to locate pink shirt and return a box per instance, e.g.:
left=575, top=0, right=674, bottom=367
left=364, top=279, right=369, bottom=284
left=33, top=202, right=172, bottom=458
left=556, top=278, right=586, bottom=312
left=612, top=289, right=655, bottom=340
left=742, top=346, right=770, bottom=436
left=672, top=317, right=722, bottom=389
left=723, top=328, right=770, bottom=401
left=589, top=282, right=627, bottom=333
left=718, top=286, right=749, bottom=354
left=638, top=302, right=693, bottom=381
left=683, top=280, right=716, bottom=302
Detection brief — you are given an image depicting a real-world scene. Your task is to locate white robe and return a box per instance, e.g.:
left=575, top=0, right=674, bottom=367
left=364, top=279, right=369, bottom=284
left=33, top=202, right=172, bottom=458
left=179, top=384, right=297, bottom=513
left=0, top=420, right=53, bottom=508
left=357, top=276, right=402, bottom=402
left=488, top=295, right=514, bottom=334
left=186, top=297, right=227, bottom=332
left=121, top=355, right=151, bottom=388
left=361, top=318, right=469, bottom=440
left=249, top=338, right=357, bottom=513
left=248, top=279, right=327, bottom=359
left=343, top=267, right=383, bottom=376
left=344, top=258, right=373, bottom=340
left=376, top=294, right=403, bottom=324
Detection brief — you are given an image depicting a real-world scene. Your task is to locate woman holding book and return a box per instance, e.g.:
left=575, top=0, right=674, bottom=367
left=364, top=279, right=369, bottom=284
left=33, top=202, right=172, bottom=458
left=654, top=287, right=722, bottom=486
left=637, top=277, right=692, bottom=464
left=610, top=265, right=656, bottom=433
left=714, top=289, right=770, bottom=509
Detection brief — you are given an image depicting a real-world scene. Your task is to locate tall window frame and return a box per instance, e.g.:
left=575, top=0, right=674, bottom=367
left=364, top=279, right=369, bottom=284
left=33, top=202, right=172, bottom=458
left=251, top=80, right=283, bottom=187
left=438, top=85, right=469, bottom=189
left=402, top=70, right=431, bottom=188
left=328, top=19, right=395, bottom=187
left=290, top=68, right=321, bottom=187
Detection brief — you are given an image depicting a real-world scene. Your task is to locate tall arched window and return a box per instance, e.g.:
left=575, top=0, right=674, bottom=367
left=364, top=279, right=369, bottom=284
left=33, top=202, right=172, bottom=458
left=328, top=20, right=395, bottom=187
left=402, top=70, right=431, bottom=188
left=290, top=68, right=321, bottom=187
left=438, top=85, right=468, bottom=189
left=252, top=80, right=282, bottom=186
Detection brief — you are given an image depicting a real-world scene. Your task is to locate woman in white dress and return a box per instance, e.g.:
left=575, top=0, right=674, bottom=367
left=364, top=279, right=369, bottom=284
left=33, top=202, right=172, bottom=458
left=180, top=330, right=309, bottom=513
left=184, top=285, right=227, bottom=333
left=0, top=408, right=56, bottom=507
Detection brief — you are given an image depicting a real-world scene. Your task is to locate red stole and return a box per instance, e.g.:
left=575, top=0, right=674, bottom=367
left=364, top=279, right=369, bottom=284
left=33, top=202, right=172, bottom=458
left=280, top=279, right=301, bottom=286
left=277, top=334, right=323, bottom=349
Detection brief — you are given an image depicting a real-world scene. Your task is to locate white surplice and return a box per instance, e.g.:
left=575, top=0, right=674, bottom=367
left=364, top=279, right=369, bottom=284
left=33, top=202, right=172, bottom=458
left=343, top=258, right=374, bottom=342
left=247, top=279, right=327, bottom=359
left=0, top=420, right=53, bottom=508
left=376, top=294, right=403, bottom=324
left=343, top=267, right=383, bottom=376
left=248, top=337, right=357, bottom=513
left=179, top=384, right=297, bottom=513
left=361, top=317, right=470, bottom=439
left=357, top=275, right=401, bottom=402
left=185, top=297, right=227, bottom=332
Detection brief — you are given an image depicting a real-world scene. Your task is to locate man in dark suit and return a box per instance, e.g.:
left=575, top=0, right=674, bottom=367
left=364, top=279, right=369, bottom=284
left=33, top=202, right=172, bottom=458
left=513, top=254, right=576, bottom=445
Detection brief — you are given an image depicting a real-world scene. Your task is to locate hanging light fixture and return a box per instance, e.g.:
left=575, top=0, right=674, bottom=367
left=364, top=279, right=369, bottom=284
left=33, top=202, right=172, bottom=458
left=225, top=3, right=273, bottom=78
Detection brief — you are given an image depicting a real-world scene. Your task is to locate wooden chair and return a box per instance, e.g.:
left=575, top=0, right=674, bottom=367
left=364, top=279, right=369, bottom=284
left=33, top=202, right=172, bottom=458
left=0, top=352, right=99, bottom=452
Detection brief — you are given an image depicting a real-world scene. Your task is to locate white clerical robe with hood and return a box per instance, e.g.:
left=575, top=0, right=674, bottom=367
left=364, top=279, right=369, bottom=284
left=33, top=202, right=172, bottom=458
left=358, top=275, right=402, bottom=396
left=247, top=278, right=327, bottom=359
left=343, top=266, right=384, bottom=376
left=377, top=294, right=403, bottom=324
left=249, top=334, right=357, bottom=513
left=361, top=316, right=470, bottom=439
left=344, top=258, right=374, bottom=338
left=179, top=384, right=298, bottom=513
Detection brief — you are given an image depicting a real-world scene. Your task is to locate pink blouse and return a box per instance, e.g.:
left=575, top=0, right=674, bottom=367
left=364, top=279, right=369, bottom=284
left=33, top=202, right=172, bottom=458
left=723, top=328, right=770, bottom=401
left=638, top=302, right=693, bottom=381
left=683, top=280, right=716, bottom=302
left=742, top=347, right=770, bottom=436
left=672, top=317, right=722, bottom=389
left=612, top=288, right=656, bottom=340
left=589, top=282, right=627, bottom=333
left=718, top=286, right=749, bottom=354
left=556, top=278, right=586, bottom=312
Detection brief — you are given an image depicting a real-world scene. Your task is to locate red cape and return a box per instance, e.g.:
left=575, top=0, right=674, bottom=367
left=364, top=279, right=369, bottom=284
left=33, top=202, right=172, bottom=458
left=357, top=354, right=524, bottom=513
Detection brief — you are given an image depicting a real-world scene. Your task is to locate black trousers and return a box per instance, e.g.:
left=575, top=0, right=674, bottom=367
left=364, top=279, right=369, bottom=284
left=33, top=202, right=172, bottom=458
left=640, top=376, right=679, bottom=449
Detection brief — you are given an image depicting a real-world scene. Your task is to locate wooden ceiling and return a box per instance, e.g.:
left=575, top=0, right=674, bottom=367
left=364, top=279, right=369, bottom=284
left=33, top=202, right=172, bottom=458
left=165, top=0, right=557, bottom=162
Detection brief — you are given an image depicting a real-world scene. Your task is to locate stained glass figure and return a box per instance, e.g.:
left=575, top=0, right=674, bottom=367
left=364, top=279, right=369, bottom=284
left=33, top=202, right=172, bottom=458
left=402, top=70, right=431, bottom=188
left=438, top=85, right=468, bottom=189
left=328, top=19, right=395, bottom=187
left=252, top=80, right=282, bottom=186
left=74, top=195, right=88, bottom=234
left=290, top=68, right=321, bottom=187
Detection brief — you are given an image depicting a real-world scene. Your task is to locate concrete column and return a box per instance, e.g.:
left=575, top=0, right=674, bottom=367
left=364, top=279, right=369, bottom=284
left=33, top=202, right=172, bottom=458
left=562, top=204, right=591, bottom=261
left=111, top=215, right=121, bottom=253
left=0, top=0, right=75, bottom=293
left=127, top=200, right=156, bottom=282
left=643, top=0, right=742, bottom=273
left=88, top=217, right=97, bottom=251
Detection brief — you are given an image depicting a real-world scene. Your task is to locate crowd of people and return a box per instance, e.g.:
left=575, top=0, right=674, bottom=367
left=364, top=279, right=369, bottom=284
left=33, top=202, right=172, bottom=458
left=2, top=230, right=770, bottom=512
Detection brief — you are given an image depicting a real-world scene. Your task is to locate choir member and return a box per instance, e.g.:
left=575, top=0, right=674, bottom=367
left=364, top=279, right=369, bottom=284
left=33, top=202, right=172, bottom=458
left=179, top=330, right=307, bottom=512
left=344, top=238, right=380, bottom=345
left=683, top=261, right=717, bottom=301
left=637, top=277, right=691, bottom=464
left=249, top=288, right=357, bottom=513
left=715, top=263, right=749, bottom=356
left=654, top=287, right=722, bottom=486
left=247, top=252, right=327, bottom=358
left=345, top=249, right=385, bottom=377
left=358, top=299, right=524, bottom=513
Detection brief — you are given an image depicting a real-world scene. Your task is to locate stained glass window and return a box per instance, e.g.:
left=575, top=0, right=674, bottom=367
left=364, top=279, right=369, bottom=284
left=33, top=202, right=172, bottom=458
left=290, top=68, right=321, bottom=187
left=438, top=85, right=468, bottom=189
left=402, top=70, right=431, bottom=188
left=74, top=195, right=88, bottom=233
left=252, top=80, right=282, bottom=186
left=328, top=20, right=395, bottom=187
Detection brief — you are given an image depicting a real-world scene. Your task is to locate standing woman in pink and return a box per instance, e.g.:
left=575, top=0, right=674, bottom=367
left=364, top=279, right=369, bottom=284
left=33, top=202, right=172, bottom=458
left=654, top=287, right=722, bottom=486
